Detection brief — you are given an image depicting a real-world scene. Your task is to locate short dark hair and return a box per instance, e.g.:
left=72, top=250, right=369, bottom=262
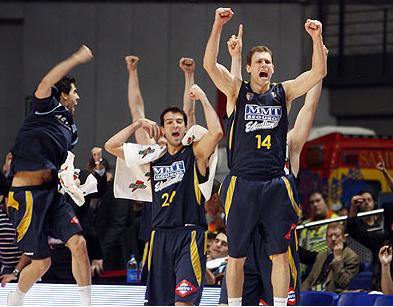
left=308, top=190, right=326, bottom=201
left=246, top=45, right=274, bottom=66
left=358, top=190, right=376, bottom=202
left=53, top=76, right=76, bottom=100
left=160, top=106, right=187, bottom=127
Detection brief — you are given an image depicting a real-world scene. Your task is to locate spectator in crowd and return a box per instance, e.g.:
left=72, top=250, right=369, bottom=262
left=300, top=191, right=338, bottom=253
left=205, top=179, right=225, bottom=234
left=346, top=191, right=393, bottom=290
left=379, top=244, right=393, bottom=294
left=301, top=223, right=359, bottom=293
left=206, top=232, right=229, bottom=285
left=350, top=191, right=379, bottom=228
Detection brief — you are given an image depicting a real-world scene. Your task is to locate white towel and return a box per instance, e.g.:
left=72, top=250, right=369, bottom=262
left=58, top=151, right=98, bottom=206
left=114, top=125, right=218, bottom=202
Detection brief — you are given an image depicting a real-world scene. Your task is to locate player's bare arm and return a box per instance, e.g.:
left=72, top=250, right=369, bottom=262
left=36, top=45, right=93, bottom=99
left=105, top=118, right=161, bottom=160
left=179, top=57, right=196, bottom=128
left=125, top=55, right=156, bottom=145
left=203, top=7, right=241, bottom=115
left=190, top=84, right=223, bottom=177
left=282, top=19, right=327, bottom=110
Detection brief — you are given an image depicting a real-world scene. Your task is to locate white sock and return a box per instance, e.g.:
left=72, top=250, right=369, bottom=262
left=273, top=296, right=288, bottom=306
left=228, top=297, right=242, bottom=306
left=78, top=285, right=91, bottom=306
left=7, top=287, right=26, bottom=306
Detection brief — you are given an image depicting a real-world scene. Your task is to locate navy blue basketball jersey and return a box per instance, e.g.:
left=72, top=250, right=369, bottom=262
left=11, top=95, right=78, bottom=174
left=224, top=81, right=288, bottom=180
left=150, top=145, right=207, bottom=229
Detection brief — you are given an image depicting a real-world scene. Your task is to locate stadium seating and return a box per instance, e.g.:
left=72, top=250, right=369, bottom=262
left=299, top=291, right=339, bottom=306
left=374, top=295, right=393, bottom=306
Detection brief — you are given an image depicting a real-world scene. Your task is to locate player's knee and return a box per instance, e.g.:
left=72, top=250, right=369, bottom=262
left=67, top=234, right=88, bottom=256
left=271, top=252, right=289, bottom=265
left=33, top=257, right=51, bottom=274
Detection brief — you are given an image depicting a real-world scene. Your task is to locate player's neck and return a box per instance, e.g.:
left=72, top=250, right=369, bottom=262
left=250, top=80, right=270, bottom=94
left=166, top=143, right=183, bottom=155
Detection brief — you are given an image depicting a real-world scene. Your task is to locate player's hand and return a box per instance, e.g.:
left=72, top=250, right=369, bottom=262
left=73, top=45, right=94, bottom=64
left=379, top=245, right=393, bottom=266
left=179, top=57, right=195, bottom=74
left=125, top=55, right=140, bottom=72
left=214, top=8, right=234, bottom=26
left=189, top=84, right=206, bottom=101
left=227, top=24, right=243, bottom=58
left=137, top=118, right=161, bottom=141
left=91, top=259, right=104, bottom=277
left=305, top=19, right=323, bottom=39
left=0, top=273, right=17, bottom=288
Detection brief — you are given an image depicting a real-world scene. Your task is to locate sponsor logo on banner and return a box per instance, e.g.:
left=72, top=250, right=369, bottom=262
left=139, top=147, right=155, bottom=158
left=288, top=287, right=297, bottom=305
left=244, top=104, right=282, bottom=132
left=129, top=180, right=147, bottom=192
left=175, top=279, right=197, bottom=297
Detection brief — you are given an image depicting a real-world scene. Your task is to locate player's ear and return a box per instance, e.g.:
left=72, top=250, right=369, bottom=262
left=246, top=64, right=251, bottom=74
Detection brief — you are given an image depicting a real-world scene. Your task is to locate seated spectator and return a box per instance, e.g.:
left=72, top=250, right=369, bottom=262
left=301, top=223, right=360, bottom=293
left=351, top=191, right=380, bottom=228
left=346, top=191, right=392, bottom=290
left=206, top=232, right=228, bottom=285
left=379, top=244, right=393, bottom=294
left=300, top=191, right=338, bottom=253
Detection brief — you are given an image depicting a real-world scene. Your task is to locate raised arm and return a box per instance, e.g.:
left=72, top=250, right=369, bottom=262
left=35, top=45, right=93, bottom=99
left=287, top=81, right=323, bottom=176
left=282, top=19, right=327, bottom=110
left=179, top=57, right=196, bottom=128
left=228, top=24, right=243, bottom=80
left=376, top=155, right=393, bottom=191
left=125, top=55, right=155, bottom=145
left=104, top=118, right=161, bottom=160
left=190, top=85, right=223, bottom=176
left=203, top=7, right=240, bottom=115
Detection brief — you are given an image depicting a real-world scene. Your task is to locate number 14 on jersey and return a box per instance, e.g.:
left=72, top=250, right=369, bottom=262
left=255, top=134, right=271, bottom=150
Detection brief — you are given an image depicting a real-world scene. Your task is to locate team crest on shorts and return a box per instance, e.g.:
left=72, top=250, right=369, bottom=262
left=70, top=216, right=80, bottom=224
left=175, top=279, right=197, bottom=297
left=287, top=287, right=297, bottom=305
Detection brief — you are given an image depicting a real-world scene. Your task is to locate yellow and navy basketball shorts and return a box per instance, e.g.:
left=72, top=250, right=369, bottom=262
left=220, top=174, right=301, bottom=258
left=7, top=185, right=82, bottom=259
left=144, top=226, right=207, bottom=305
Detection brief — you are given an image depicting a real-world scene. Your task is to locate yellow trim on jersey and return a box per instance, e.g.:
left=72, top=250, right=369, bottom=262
left=190, top=230, right=202, bottom=286
left=148, top=231, right=156, bottom=272
left=294, top=231, right=299, bottom=252
left=141, top=241, right=149, bottom=270
left=224, top=176, right=237, bottom=220
left=281, top=176, right=302, bottom=216
left=228, top=119, right=235, bottom=151
left=193, top=164, right=202, bottom=205
left=7, top=191, right=19, bottom=210
left=16, top=191, right=33, bottom=242
left=204, top=231, right=208, bottom=255
left=288, top=245, right=297, bottom=289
